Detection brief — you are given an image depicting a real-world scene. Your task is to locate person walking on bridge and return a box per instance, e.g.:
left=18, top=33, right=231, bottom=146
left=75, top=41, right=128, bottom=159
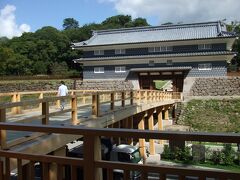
left=58, top=81, right=68, bottom=110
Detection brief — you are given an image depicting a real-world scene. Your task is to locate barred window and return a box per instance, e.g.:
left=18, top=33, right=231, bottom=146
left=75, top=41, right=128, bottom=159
left=198, top=44, right=212, bottom=50
left=115, top=49, right=126, bottom=54
left=94, top=50, right=104, bottom=55
left=94, top=67, right=104, bottom=73
left=115, top=66, right=126, bottom=73
left=148, top=46, right=172, bottom=52
left=198, top=63, right=212, bottom=70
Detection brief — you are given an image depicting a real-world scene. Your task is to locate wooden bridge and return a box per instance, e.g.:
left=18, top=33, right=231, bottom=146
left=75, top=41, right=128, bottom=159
left=0, top=90, right=239, bottom=180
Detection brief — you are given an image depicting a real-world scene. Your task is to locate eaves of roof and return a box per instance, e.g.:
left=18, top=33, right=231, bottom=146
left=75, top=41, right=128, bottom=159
left=130, top=66, right=192, bottom=72
left=76, top=51, right=236, bottom=62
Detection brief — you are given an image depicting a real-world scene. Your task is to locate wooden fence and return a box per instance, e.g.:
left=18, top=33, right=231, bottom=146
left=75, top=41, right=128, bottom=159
left=0, top=123, right=239, bottom=180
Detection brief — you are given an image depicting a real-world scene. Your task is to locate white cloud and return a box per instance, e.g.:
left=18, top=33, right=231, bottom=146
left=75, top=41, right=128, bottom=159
left=100, top=0, right=240, bottom=24
left=0, top=4, right=31, bottom=39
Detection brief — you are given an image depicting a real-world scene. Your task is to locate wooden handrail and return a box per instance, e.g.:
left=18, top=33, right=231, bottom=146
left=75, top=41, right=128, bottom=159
left=0, top=123, right=239, bottom=179
left=0, top=123, right=239, bottom=143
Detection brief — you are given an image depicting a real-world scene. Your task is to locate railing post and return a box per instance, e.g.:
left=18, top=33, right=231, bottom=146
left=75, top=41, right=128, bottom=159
left=0, top=161, right=3, bottom=180
left=71, top=95, right=78, bottom=125
left=92, top=93, right=100, bottom=117
left=70, top=91, right=74, bottom=107
left=16, top=93, right=22, bottom=114
left=17, top=159, right=23, bottom=180
left=137, top=91, right=141, bottom=104
left=130, top=91, right=133, bottom=105
left=0, top=108, right=7, bottom=149
left=11, top=93, right=17, bottom=114
left=42, top=100, right=49, bottom=125
left=121, top=91, right=125, bottom=107
left=39, top=93, right=43, bottom=110
left=110, top=92, right=115, bottom=110
left=144, top=91, right=148, bottom=104
left=84, top=135, right=102, bottom=180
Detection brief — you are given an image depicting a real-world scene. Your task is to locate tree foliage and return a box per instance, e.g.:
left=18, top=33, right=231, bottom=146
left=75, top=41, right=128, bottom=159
left=0, top=15, right=149, bottom=76
left=63, top=18, right=79, bottom=30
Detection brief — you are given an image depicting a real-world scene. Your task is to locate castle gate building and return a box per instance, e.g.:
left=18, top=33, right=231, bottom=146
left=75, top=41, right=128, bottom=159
left=72, top=21, right=237, bottom=92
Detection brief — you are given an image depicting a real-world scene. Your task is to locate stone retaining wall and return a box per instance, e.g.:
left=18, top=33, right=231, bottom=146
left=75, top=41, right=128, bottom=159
left=190, top=77, right=240, bottom=96
left=0, top=80, right=133, bottom=93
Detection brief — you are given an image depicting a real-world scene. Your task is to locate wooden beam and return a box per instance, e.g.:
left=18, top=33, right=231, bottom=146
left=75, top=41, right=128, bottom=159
left=11, top=93, right=17, bottom=114
left=138, top=114, right=146, bottom=160
left=127, top=116, right=133, bottom=145
left=17, top=159, right=23, bottom=180
left=0, top=161, right=3, bottom=180
left=42, top=101, right=49, bottom=125
left=164, top=105, right=169, bottom=120
left=92, top=94, right=100, bottom=117
left=71, top=96, right=78, bottom=125
left=0, top=108, right=6, bottom=149
left=5, top=157, right=10, bottom=180
left=110, top=92, right=115, bottom=110
left=156, top=107, right=164, bottom=144
left=42, top=162, right=50, bottom=180
left=130, top=91, right=134, bottom=105
left=16, top=93, right=22, bottom=114
left=39, top=93, right=43, bottom=110
left=172, top=104, right=176, bottom=124
left=84, top=135, right=102, bottom=180
left=147, top=109, right=155, bottom=155
left=121, top=92, right=125, bottom=107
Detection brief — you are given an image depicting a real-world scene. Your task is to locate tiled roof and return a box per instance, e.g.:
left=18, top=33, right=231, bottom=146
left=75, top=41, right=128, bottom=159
left=76, top=51, right=236, bottom=61
left=73, top=21, right=236, bottom=47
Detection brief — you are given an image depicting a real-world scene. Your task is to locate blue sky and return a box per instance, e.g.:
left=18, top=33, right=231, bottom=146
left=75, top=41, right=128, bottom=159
left=0, top=0, right=123, bottom=31
left=1, top=0, right=240, bottom=38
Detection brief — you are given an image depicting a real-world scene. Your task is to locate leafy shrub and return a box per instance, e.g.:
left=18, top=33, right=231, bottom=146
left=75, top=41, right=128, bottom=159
left=222, top=144, right=235, bottom=165
left=161, top=145, right=172, bottom=160
left=211, top=150, right=224, bottom=165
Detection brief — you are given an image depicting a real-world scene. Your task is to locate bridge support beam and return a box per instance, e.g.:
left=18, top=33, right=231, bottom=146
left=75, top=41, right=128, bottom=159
left=164, top=105, right=169, bottom=120
left=136, top=112, right=146, bottom=160
left=156, top=106, right=163, bottom=144
left=172, top=104, right=176, bottom=124
left=147, top=109, right=155, bottom=155
left=127, top=116, right=133, bottom=145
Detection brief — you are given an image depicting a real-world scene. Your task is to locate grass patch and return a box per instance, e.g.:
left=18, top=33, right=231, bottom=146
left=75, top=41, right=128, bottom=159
left=178, top=99, right=240, bottom=132
left=154, top=80, right=168, bottom=90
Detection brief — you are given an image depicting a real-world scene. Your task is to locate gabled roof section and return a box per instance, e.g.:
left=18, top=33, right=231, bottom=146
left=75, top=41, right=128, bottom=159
left=72, top=21, right=236, bottom=48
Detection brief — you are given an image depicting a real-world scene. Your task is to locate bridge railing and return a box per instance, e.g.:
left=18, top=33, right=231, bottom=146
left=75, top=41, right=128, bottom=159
left=0, top=90, right=181, bottom=115
left=0, top=90, right=180, bottom=150
left=0, top=123, right=239, bottom=180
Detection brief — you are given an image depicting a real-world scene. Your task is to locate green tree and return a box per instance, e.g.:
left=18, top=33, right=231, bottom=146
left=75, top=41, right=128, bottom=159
left=102, top=15, right=132, bottom=28
left=63, top=18, right=79, bottom=30
left=132, top=17, right=149, bottom=27
left=5, top=54, right=32, bottom=75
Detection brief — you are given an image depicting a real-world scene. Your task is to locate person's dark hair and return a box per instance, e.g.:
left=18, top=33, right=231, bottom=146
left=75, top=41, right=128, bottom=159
left=60, top=81, right=65, bottom=85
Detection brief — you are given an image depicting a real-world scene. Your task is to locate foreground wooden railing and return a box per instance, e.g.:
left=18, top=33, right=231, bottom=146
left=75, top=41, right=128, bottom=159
left=0, top=123, right=239, bottom=180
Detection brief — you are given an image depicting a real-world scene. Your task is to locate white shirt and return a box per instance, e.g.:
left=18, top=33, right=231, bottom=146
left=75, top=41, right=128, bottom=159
left=58, top=84, right=68, bottom=96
